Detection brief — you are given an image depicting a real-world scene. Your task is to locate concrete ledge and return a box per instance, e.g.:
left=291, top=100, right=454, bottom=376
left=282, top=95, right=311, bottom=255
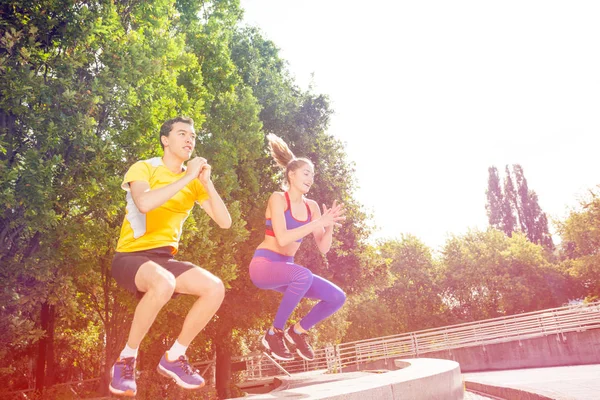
left=241, top=358, right=464, bottom=400
left=465, top=381, right=554, bottom=400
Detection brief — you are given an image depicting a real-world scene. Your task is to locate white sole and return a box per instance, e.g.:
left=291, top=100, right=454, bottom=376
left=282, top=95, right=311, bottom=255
left=156, top=364, right=205, bottom=390
left=262, top=336, right=294, bottom=361
left=109, top=366, right=136, bottom=396
left=109, top=385, right=136, bottom=397
left=295, top=348, right=315, bottom=361
left=284, top=330, right=295, bottom=344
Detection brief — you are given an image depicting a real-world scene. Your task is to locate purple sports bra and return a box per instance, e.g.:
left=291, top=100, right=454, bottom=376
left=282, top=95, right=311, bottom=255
left=265, top=192, right=312, bottom=243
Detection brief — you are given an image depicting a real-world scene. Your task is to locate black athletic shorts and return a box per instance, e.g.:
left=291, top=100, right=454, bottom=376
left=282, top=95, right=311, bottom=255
left=111, top=246, right=196, bottom=298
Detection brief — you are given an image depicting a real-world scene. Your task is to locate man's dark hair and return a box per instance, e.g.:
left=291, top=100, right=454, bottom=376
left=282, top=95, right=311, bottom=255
left=159, top=116, right=194, bottom=149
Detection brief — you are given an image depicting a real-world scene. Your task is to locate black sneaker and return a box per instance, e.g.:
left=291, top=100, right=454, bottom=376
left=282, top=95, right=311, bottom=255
left=262, top=328, right=294, bottom=361
left=285, top=327, right=315, bottom=361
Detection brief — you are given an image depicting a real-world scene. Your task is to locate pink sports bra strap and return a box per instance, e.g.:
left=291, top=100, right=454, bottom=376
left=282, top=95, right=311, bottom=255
left=284, top=191, right=312, bottom=220
left=284, top=191, right=291, bottom=210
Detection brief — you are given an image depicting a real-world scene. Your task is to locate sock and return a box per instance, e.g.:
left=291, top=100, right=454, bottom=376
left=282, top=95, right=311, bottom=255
left=120, top=344, right=138, bottom=359
left=293, top=325, right=304, bottom=335
left=167, top=340, right=188, bottom=360
left=269, top=327, right=284, bottom=335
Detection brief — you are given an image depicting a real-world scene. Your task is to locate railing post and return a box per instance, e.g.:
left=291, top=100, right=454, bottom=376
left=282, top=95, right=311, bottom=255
left=325, top=345, right=336, bottom=373
left=411, top=333, right=420, bottom=357
left=554, top=310, right=567, bottom=342
left=335, top=343, right=342, bottom=373
left=443, top=329, right=449, bottom=349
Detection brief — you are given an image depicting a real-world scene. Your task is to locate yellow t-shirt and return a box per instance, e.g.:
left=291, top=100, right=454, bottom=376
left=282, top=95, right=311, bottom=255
left=116, top=157, right=209, bottom=254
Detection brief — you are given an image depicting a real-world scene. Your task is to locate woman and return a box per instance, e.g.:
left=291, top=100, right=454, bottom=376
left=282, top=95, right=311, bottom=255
left=249, top=133, right=347, bottom=361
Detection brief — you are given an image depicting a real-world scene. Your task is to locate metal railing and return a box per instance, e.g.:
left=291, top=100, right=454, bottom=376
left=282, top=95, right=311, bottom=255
left=335, top=301, right=600, bottom=370
left=233, top=301, right=600, bottom=379
left=235, top=346, right=336, bottom=381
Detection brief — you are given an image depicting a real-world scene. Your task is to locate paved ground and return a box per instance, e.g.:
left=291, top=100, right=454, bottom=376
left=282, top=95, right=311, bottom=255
left=241, top=358, right=464, bottom=399
left=463, top=364, right=600, bottom=400
left=239, top=363, right=600, bottom=399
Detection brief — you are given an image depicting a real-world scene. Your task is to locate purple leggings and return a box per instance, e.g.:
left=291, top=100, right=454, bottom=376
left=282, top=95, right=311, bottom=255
left=249, top=249, right=346, bottom=330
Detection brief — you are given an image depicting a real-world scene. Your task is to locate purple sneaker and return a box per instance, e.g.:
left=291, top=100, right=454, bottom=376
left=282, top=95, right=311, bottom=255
left=109, top=357, right=137, bottom=397
left=157, top=353, right=205, bottom=389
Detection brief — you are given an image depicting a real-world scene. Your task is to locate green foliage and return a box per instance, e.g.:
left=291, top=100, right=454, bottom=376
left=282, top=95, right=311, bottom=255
left=502, top=165, right=518, bottom=235
left=0, top=0, right=587, bottom=396
left=0, top=0, right=207, bottom=392
left=557, top=187, right=600, bottom=300
left=513, top=165, right=554, bottom=249
left=343, top=235, right=444, bottom=341
left=485, top=164, right=553, bottom=249
left=440, top=229, right=568, bottom=322
left=342, top=292, right=393, bottom=342
left=486, top=166, right=504, bottom=229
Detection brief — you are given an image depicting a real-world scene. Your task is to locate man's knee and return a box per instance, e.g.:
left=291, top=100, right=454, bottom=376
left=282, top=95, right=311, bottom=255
left=179, top=268, right=225, bottom=300
left=136, top=263, right=176, bottom=302
left=149, top=276, right=176, bottom=303
left=207, top=277, right=225, bottom=302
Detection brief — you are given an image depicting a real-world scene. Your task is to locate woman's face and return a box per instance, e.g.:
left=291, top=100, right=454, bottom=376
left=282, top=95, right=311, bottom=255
left=289, top=162, right=314, bottom=194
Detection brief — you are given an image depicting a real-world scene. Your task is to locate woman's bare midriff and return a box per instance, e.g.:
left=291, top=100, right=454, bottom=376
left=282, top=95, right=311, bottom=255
left=257, top=235, right=301, bottom=257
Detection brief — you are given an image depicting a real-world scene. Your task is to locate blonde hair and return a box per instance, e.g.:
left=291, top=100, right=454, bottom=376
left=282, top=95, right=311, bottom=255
left=266, top=133, right=313, bottom=190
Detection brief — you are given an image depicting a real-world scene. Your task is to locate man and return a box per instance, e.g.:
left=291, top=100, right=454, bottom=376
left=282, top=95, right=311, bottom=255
left=109, top=117, right=231, bottom=396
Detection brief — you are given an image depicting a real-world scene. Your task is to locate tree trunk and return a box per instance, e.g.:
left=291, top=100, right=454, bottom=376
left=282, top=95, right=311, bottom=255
left=45, top=305, right=56, bottom=386
left=98, top=253, right=123, bottom=396
left=215, top=343, right=232, bottom=400
left=35, top=302, right=50, bottom=391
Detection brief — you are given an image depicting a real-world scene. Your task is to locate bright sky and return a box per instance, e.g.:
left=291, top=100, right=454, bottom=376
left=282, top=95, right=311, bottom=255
left=240, top=0, right=600, bottom=249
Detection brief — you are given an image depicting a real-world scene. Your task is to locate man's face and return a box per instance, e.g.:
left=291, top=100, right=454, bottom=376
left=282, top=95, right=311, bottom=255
left=162, top=122, right=196, bottom=160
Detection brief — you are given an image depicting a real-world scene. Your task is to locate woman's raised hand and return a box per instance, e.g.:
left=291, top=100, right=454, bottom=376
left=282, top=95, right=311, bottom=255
left=320, top=200, right=346, bottom=228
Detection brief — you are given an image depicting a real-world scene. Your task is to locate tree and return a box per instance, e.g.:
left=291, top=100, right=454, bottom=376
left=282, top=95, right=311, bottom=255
left=343, top=235, right=444, bottom=341
left=512, top=165, right=554, bottom=249
left=440, top=229, right=568, bottom=322
left=485, top=164, right=553, bottom=249
left=0, top=0, right=380, bottom=396
left=168, top=3, right=268, bottom=398
left=502, top=166, right=518, bottom=236
left=486, top=166, right=504, bottom=230
left=0, top=0, right=205, bottom=393
left=212, top=23, right=381, bottom=397
left=557, top=186, right=600, bottom=301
